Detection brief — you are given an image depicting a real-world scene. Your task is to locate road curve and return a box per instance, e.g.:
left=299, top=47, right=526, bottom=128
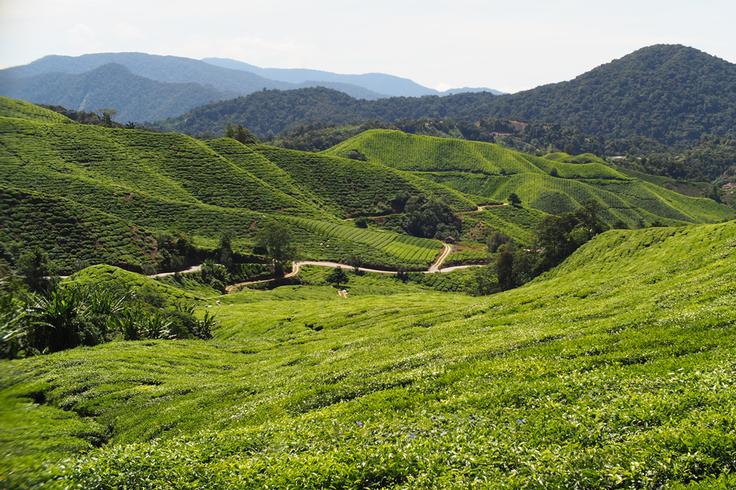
left=428, top=243, right=453, bottom=273
left=148, top=264, right=203, bottom=278
left=54, top=240, right=482, bottom=292
left=226, top=242, right=488, bottom=293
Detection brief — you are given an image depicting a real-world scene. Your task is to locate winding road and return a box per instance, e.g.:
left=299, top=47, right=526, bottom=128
left=59, top=207, right=499, bottom=289
left=225, top=242, right=486, bottom=293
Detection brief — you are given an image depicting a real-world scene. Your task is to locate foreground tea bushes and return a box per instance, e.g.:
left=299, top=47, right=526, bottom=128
left=1, top=222, right=736, bottom=487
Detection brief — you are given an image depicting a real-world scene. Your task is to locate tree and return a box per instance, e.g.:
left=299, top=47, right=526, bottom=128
left=346, top=149, right=367, bottom=161
left=98, top=108, right=117, bottom=127
left=465, top=265, right=497, bottom=296
left=217, top=233, right=234, bottom=272
left=226, top=123, right=258, bottom=145
left=487, top=231, right=511, bottom=253
left=402, top=196, right=461, bottom=239
left=16, top=248, right=53, bottom=294
left=354, top=217, right=368, bottom=228
left=535, top=200, right=606, bottom=272
left=508, top=193, right=522, bottom=207
left=326, top=267, right=349, bottom=288
left=496, top=244, right=514, bottom=290
left=346, top=255, right=363, bottom=274
left=255, top=222, right=297, bottom=278
left=200, top=259, right=230, bottom=293
left=390, top=192, right=410, bottom=213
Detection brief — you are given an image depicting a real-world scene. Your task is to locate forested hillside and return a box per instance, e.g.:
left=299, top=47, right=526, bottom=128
left=160, top=45, right=736, bottom=148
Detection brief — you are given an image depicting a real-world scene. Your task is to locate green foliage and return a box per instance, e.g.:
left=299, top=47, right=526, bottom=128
left=0, top=273, right=215, bottom=358
left=200, top=259, right=230, bottom=293
left=0, top=97, right=72, bottom=123
left=224, top=123, right=258, bottom=145
left=0, top=186, right=161, bottom=273
left=287, top=217, right=441, bottom=269
left=487, top=45, right=736, bottom=147
left=464, top=265, right=498, bottom=295
left=15, top=248, right=53, bottom=293
left=216, top=233, right=234, bottom=271
left=332, top=130, right=734, bottom=230
left=487, top=230, right=511, bottom=253
left=536, top=201, right=607, bottom=271
left=402, top=196, right=461, bottom=240
left=256, top=222, right=297, bottom=277
left=162, top=44, right=736, bottom=151
left=325, top=267, right=349, bottom=288
left=507, top=192, right=521, bottom=207
left=496, top=245, right=514, bottom=290
left=3, top=222, right=736, bottom=485
left=0, top=104, right=470, bottom=272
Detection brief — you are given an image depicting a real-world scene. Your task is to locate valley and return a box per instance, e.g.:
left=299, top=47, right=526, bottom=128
left=2, top=21, right=736, bottom=488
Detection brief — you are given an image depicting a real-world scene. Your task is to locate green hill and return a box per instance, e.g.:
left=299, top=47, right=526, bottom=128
left=65, top=264, right=202, bottom=303
left=0, top=99, right=449, bottom=271
left=1, top=98, right=733, bottom=273
left=159, top=45, right=736, bottom=153
left=0, top=186, right=159, bottom=271
left=0, top=96, right=72, bottom=123
left=327, top=130, right=734, bottom=228
left=2, top=220, right=736, bottom=486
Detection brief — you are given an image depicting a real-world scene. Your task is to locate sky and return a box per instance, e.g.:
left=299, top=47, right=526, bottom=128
left=0, top=0, right=734, bottom=93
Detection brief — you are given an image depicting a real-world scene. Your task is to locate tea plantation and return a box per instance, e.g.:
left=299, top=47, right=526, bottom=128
left=1, top=221, right=735, bottom=487
left=327, top=130, right=734, bottom=228
left=2, top=98, right=734, bottom=274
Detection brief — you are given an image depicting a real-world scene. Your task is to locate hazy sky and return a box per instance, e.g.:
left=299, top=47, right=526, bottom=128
left=0, top=0, right=734, bottom=93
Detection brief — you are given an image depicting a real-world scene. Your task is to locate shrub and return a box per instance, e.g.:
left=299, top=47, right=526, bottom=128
left=508, top=193, right=522, bottom=207
left=0, top=280, right=217, bottom=358
left=326, top=267, right=349, bottom=288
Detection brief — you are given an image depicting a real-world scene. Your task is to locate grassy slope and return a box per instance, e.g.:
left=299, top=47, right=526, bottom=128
left=2, top=221, right=736, bottom=487
left=0, top=186, right=159, bottom=272
left=252, top=144, right=476, bottom=215
left=2, top=99, right=731, bottom=271
left=65, top=264, right=205, bottom=303
left=0, top=96, right=71, bottom=123
left=327, top=130, right=735, bottom=228
left=461, top=205, right=548, bottom=245
left=0, top=100, right=444, bottom=270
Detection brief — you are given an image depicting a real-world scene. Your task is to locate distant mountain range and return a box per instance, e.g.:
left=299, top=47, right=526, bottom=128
left=162, top=45, right=736, bottom=149
left=201, top=57, right=504, bottom=97
left=0, top=52, right=502, bottom=122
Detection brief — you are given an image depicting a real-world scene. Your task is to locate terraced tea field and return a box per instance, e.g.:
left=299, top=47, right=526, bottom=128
left=287, top=216, right=442, bottom=268
left=327, top=130, right=734, bottom=228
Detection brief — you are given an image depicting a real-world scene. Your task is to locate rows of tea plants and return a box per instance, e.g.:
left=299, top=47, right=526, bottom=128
left=0, top=117, right=318, bottom=216
left=330, top=130, right=734, bottom=227
left=255, top=145, right=466, bottom=216
left=442, top=241, right=489, bottom=266
left=0, top=186, right=157, bottom=273
left=288, top=217, right=441, bottom=268
left=0, top=96, right=71, bottom=123
left=328, top=129, right=540, bottom=174
left=4, top=222, right=736, bottom=486
left=206, top=138, right=334, bottom=210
